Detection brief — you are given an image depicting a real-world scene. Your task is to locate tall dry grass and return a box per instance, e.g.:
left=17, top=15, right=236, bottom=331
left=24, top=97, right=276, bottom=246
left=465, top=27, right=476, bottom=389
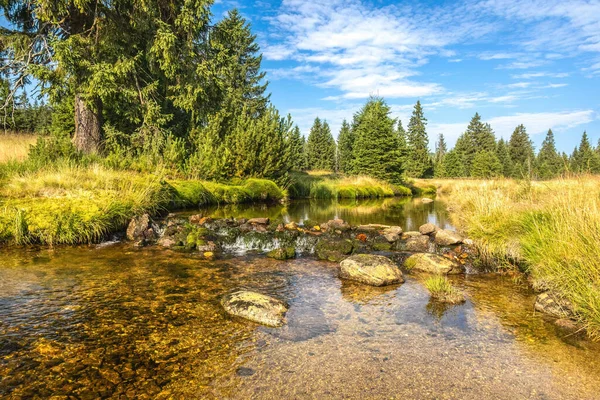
left=419, top=177, right=600, bottom=339
left=0, top=133, right=37, bottom=163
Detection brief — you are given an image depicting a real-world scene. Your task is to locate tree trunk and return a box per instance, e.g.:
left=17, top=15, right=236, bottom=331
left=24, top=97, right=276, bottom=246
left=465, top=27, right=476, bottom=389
left=73, top=94, right=103, bottom=154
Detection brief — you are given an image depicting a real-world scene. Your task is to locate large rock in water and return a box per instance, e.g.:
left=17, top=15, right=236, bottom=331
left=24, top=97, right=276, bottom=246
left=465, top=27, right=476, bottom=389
left=434, top=229, right=464, bottom=246
left=339, top=254, right=404, bottom=286
left=404, top=253, right=464, bottom=274
left=534, top=292, right=575, bottom=319
left=126, top=214, right=155, bottom=241
left=404, top=235, right=430, bottom=252
left=316, top=239, right=354, bottom=262
left=221, top=291, right=288, bottom=327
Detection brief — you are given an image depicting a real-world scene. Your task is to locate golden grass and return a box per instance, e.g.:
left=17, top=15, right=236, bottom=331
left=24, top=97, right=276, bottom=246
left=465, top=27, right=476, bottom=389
left=0, top=133, right=37, bottom=163
left=417, top=176, right=600, bottom=339
left=425, top=276, right=465, bottom=304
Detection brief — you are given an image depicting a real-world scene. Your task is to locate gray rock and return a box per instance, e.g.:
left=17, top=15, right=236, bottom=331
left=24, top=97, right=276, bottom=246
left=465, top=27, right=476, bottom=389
left=434, top=229, right=464, bottom=246
left=405, top=235, right=430, bottom=252
left=323, top=219, right=351, bottom=231
left=402, top=231, right=422, bottom=238
left=404, top=253, right=464, bottom=274
left=126, top=214, right=152, bottom=241
left=339, top=254, right=404, bottom=286
left=221, top=291, right=288, bottom=327
left=534, top=292, right=575, bottom=319
left=419, top=223, right=438, bottom=235
left=382, top=226, right=403, bottom=242
left=316, top=238, right=354, bottom=262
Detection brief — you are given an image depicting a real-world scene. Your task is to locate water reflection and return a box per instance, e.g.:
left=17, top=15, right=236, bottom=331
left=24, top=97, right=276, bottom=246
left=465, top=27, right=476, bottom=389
left=190, top=197, right=454, bottom=231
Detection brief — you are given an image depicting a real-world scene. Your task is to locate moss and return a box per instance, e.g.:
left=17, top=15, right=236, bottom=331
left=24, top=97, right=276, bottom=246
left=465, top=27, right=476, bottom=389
left=267, top=246, right=296, bottom=260
left=315, top=238, right=354, bottom=262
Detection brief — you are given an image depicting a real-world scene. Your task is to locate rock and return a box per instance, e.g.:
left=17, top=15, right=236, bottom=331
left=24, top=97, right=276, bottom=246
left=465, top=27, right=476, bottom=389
left=357, top=224, right=390, bottom=232
left=190, top=215, right=212, bottom=225
left=383, top=232, right=400, bottom=243
left=419, top=223, right=438, bottom=235
left=554, top=318, right=581, bottom=334
left=402, top=231, right=422, bottom=238
left=534, top=292, right=575, bottom=319
left=267, top=246, right=296, bottom=260
left=404, top=253, right=464, bottom=274
left=382, top=226, right=403, bottom=242
left=157, top=236, right=177, bottom=248
left=221, top=291, right=288, bottom=327
left=197, top=241, right=218, bottom=253
left=248, top=218, right=269, bottom=225
left=405, top=235, right=430, bottom=252
left=339, top=254, right=404, bottom=286
left=324, top=219, right=351, bottom=231
left=285, top=221, right=299, bottom=230
left=434, top=229, right=464, bottom=246
left=316, top=238, right=354, bottom=262
left=126, top=214, right=152, bottom=241
left=422, top=198, right=434, bottom=203
left=372, top=236, right=392, bottom=250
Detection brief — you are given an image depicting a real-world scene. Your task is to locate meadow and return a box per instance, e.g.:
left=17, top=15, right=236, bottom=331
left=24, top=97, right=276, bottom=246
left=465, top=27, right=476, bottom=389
left=0, top=133, right=37, bottom=163
left=419, top=177, right=600, bottom=339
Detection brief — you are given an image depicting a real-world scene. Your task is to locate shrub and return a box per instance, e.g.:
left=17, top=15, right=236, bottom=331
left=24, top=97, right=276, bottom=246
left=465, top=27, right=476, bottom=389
left=425, top=276, right=465, bottom=304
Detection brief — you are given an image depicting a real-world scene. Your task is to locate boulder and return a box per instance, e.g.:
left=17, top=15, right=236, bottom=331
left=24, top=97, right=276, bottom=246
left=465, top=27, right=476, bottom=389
left=534, top=292, right=575, bottom=319
left=190, top=215, right=212, bottom=225
left=382, top=226, right=403, bottom=242
left=339, top=254, right=404, bottom=286
left=404, top=253, right=464, bottom=274
left=267, top=246, right=296, bottom=260
left=248, top=218, right=270, bottom=225
left=316, top=239, right=354, bottom=262
left=402, top=231, right=422, bottom=238
left=405, top=235, right=430, bottom=252
left=323, top=219, right=350, bottom=232
left=357, top=224, right=390, bottom=232
left=126, top=214, right=153, bottom=241
left=221, top=291, right=288, bottom=327
left=421, top=198, right=434, bottom=203
left=419, top=223, right=438, bottom=235
left=434, top=229, right=464, bottom=246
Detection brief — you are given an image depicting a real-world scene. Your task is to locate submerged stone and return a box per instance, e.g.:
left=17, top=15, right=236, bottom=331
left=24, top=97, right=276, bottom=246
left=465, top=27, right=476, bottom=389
left=267, top=246, right=296, bottom=260
left=339, top=254, right=404, bottom=286
left=434, top=229, right=464, bottom=246
left=535, top=292, right=575, bottom=319
left=221, top=291, right=288, bottom=327
left=404, top=253, right=464, bottom=275
left=316, top=238, right=354, bottom=262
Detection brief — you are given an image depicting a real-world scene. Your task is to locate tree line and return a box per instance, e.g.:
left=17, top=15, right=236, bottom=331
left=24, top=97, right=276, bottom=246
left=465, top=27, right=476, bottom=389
left=299, top=97, right=598, bottom=181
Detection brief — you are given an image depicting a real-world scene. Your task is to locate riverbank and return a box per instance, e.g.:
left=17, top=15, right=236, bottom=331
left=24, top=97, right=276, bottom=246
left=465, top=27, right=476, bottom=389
left=419, top=177, right=600, bottom=340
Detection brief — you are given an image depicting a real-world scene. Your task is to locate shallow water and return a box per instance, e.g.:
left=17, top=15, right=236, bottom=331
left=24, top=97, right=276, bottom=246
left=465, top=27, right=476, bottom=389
left=1, top=199, right=600, bottom=399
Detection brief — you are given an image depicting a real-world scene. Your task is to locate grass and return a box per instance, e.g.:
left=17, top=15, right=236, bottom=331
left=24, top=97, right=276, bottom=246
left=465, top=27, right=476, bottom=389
left=0, top=162, right=285, bottom=245
left=424, top=276, right=465, bottom=304
left=422, top=177, right=600, bottom=339
left=288, top=171, right=412, bottom=199
left=0, top=133, right=37, bottom=163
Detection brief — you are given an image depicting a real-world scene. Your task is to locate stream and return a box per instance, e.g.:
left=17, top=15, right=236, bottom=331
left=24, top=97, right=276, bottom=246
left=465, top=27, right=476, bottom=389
left=1, top=197, right=600, bottom=399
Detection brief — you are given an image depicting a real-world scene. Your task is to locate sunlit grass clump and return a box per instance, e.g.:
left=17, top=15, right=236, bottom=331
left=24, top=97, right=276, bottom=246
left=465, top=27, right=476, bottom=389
left=423, top=176, right=600, bottom=340
left=0, top=133, right=37, bottom=163
left=424, top=276, right=465, bottom=304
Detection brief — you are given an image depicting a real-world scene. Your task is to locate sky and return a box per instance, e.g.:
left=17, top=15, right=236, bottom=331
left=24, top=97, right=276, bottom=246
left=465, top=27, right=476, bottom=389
left=213, top=0, right=600, bottom=153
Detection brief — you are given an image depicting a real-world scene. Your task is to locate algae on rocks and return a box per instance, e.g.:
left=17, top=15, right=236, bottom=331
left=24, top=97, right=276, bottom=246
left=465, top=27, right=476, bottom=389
left=404, top=253, right=464, bottom=275
left=221, top=291, right=289, bottom=327
left=339, top=254, right=404, bottom=286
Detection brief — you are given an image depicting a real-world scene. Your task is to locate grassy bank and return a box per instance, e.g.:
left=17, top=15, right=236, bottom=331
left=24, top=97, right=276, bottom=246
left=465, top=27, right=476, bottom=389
left=288, top=171, right=412, bottom=199
left=0, top=163, right=284, bottom=245
left=422, top=177, right=600, bottom=339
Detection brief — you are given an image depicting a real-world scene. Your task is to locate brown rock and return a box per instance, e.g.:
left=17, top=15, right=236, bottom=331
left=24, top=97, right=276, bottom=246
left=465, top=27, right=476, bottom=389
left=419, top=223, right=438, bottom=235
left=339, top=254, right=404, bottom=286
left=248, top=218, right=270, bottom=225
left=126, top=214, right=151, bottom=241
left=434, top=229, right=464, bottom=246
left=221, top=291, right=288, bottom=327
left=404, top=253, right=464, bottom=274
left=405, top=235, right=430, bottom=252
left=535, top=292, right=575, bottom=318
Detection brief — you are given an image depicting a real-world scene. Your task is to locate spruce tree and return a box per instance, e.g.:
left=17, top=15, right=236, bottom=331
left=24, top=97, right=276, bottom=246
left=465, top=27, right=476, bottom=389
left=288, top=126, right=307, bottom=171
left=536, top=129, right=563, bottom=179
left=306, top=117, right=336, bottom=171
left=352, top=98, right=403, bottom=183
left=397, top=120, right=408, bottom=168
left=471, top=151, right=502, bottom=178
left=496, top=138, right=512, bottom=177
left=454, top=113, right=496, bottom=176
left=444, top=150, right=465, bottom=178
left=433, top=134, right=448, bottom=178
left=508, top=124, right=535, bottom=178
left=571, top=132, right=600, bottom=173
left=337, top=120, right=355, bottom=174
left=406, top=101, right=431, bottom=178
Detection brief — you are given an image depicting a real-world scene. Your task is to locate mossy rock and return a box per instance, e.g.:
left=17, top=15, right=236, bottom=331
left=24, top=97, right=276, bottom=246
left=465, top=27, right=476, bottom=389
left=371, top=236, right=392, bottom=251
left=267, top=246, right=296, bottom=260
left=316, top=238, right=354, bottom=262
left=221, top=291, right=288, bottom=327
left=404, top=253, right=463, bottom=274
left=339, top=254, right=404, bottom=286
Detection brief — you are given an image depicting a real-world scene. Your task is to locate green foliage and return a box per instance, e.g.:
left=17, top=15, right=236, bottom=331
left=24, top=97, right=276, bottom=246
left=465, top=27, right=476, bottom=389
left=470, top=150, right=502, bottom=178
left=570, top=132, right=600, bottom=174
left=496, top=139, right=512, bottom=178
left=352, top=98, right=403, bottom=184
left=306, top=117, right=336, bottom=171
left=288, top=126, right=307, bottom=171
left=536, top=130, right=564, bottom=179
left=433, top=134, right=447, bottom=178
left=337, top=120, right=354, bottom=174
left=405, top=101, right=431, bottom=178
left=508, top=124, right=535, bottom=178
left=425, top=276, right=465, bottom=304
left=443, top=150, right=465, bottom=178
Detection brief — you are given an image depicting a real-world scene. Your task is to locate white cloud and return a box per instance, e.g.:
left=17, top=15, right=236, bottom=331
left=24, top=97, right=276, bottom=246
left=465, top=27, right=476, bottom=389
left=487, top=110, right=596, bottom=139
left=511, top=71, right=570, bottom=79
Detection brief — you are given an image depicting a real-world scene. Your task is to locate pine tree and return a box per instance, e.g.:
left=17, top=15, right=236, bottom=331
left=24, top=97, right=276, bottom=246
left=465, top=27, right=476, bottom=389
left=471, top=151, right=502, bottom=178
left=337, top=120, right=355, bottom=174
left=397, top=120, right=408, bottom=168
left=288, top=126, right=307, bottom=171
left=352, top=98, right=403, bottom=183
left=433, top=134, right=448, bottom=178
left=443, top=150, right=465, bottom=178
left=571, top=131, right=600, bottom=173
left=508, top=124, right=535, bottom=178
left=496, top=138, right=512, bottom=177
left=406, top=101, right=431, bottom=178
left=454, top=113, right=496, bottom=176
left=536, top=129, right=563, bottom=179
left=306, top=117, right=336, bottom=171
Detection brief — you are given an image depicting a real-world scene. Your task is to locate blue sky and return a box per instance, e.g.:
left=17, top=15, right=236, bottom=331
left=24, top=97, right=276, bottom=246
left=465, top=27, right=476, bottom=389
left=213, top=0, right=600, bottom=153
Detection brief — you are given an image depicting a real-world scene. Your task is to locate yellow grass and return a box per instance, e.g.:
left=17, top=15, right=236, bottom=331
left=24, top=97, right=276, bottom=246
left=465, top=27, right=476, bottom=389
left=417, top=177, right=600, bottom=339
left=0, top=133, right=37, bottom=163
